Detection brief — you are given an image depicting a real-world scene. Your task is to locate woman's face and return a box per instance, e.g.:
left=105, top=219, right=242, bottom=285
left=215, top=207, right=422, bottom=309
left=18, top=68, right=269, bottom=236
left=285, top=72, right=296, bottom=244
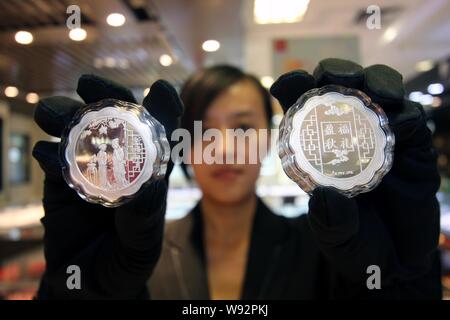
left=190, top=80, right=269, bottom=205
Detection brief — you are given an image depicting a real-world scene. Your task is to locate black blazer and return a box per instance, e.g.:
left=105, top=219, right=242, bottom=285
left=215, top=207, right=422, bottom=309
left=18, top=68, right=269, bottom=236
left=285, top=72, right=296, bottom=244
left=148, top=198, right=442, bottom=299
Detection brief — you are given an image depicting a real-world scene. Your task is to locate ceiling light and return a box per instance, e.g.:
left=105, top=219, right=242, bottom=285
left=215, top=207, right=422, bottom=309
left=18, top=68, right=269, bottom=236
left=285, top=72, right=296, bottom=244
left=4, top=86, right=19, bottom=98
left=408, top=91, right=422, bottom=102
left=382, top=27, right=397, bottom=43
left=107, top=13, right=126, bottom=27
left=26, top=92, right=39, bottom=104
left=94, top=58, right=103, bottom=69
left=254, top=0, right=310, bottom=24
left=416, top=60, right=434, bottom=72
left=69, top=28, right=87, bottom=41
left=427, top=83, right=444, bottom=95
left=159, top=54, right=173, bottom=67
left=260, top=76, right=274, bottom=89
left=104, top=57, right=117, bottom=68
left=202, top=40, right=220, bottom=52
left=15, top=31, right=33, bottom=45
left=419, top=94, right=433, bottom=106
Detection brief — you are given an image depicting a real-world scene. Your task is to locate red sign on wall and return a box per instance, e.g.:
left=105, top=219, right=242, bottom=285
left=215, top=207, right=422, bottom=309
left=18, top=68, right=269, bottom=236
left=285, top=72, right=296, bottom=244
left=274, top=39, right=287, bottom=53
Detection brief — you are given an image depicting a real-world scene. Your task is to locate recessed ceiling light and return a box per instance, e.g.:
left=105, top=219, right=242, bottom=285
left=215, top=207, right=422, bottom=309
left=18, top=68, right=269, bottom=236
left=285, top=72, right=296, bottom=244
left=4, top=86, right=19, bottom=98
left=26, top=92, right=39, bottom=104
left=159, top=54, right=173, bottom=67
left=260, top=76, right=274, bottom=89
left=416, top=60, right=434, bottom=72
left=382, top=27, right=397, bottom=43
left=202, top=40, right=220, bottom=52
left=15, top=31, right=33, bottom=45
left=94, top=58, right=103, bottom=69
left=254, top=0, right=310, bottom=24
left=69, top=28, right=87, bottom=41
left=107, top=13, right=126, bottom=27
left=427, top=83, right=444, bottom=95
left=104, top=57, right=117, bottom=68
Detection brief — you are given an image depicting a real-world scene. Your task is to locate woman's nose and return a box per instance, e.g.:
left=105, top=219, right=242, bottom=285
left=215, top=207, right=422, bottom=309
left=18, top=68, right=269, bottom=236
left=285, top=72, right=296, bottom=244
left=215, top=128, right=237, bottom=163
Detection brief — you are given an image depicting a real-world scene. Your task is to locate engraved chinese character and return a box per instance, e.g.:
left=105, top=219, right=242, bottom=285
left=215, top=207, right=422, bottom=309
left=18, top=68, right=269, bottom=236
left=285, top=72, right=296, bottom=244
left=324, top=124, right=335, bottom=136
left=338, top=124, right=350, bottom=135
left=340, top=137, right=353, bottom=150
left=324, top=138, right=337, bottom=151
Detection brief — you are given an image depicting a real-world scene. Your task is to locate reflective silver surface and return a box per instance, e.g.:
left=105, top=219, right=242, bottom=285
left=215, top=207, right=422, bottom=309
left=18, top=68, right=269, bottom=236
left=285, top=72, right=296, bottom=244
left=60, top=99, right=170, bottom=207
left=279, top=85, right=394, bottom=197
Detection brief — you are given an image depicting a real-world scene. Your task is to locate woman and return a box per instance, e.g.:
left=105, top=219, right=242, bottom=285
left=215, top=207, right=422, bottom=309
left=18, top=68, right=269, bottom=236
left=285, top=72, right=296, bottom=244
left=149, top=66, right=277, bottom=299
left=33, top=59, right=441, bottom=299
left=147, top=63, right=442, bottom=299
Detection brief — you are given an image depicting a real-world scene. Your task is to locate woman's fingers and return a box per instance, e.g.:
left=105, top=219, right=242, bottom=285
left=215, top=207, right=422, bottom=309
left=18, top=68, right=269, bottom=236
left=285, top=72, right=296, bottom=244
left=363, top=64, right=404, bottom=111
left=387, top=100, right=426, bottom=147
left=32, top=140, right=102, bottom=210
left=270, top=70, right=316, bottom=113
left=313, top=58, right=364, bottom=89
left=143, top=80, right=184, bottom=178
left=143, top=79, right=184, bottom=123
left=77, top=74, right=137, bottom=104
left=32, top=141, right=63, bottom=181
left=143, top=80, right=184, bottom=147
left=35, top=75, right=138, bottom=138
left=34, top=96, right=84, bottom=137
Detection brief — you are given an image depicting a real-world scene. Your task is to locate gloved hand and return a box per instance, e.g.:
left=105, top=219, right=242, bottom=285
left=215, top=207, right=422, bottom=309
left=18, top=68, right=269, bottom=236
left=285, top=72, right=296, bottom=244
left=33, top=75, right=183, bottom=299
left=271, top=58, right=441, bottom=297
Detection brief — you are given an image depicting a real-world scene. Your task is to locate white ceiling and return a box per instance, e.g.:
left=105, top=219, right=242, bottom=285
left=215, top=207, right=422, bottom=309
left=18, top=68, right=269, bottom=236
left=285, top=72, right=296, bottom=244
left=156, top=0, right=450, bottom=81
left=244, top=0, right=450, bottom=80
left=153, top=0, right=244, bottom=68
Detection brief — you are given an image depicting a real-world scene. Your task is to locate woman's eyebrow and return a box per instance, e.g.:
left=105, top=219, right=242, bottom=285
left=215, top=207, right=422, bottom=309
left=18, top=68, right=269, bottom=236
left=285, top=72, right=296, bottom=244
left=227, top=111, right=256, bottom=120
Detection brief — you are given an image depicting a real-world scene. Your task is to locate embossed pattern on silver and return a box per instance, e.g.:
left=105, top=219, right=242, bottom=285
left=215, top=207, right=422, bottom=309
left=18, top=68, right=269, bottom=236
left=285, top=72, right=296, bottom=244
left=278, top=85, right=394, bottom=197
left=60, top=99, right=170, bottom=207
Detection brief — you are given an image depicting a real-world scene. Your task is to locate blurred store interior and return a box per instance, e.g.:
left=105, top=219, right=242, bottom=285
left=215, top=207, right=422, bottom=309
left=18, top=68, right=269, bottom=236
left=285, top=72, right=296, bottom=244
left=1, top=0, right=450, bottom=299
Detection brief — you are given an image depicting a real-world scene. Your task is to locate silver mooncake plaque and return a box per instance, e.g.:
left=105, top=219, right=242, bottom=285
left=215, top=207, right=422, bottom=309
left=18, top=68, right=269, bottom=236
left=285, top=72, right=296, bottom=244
left=278, top=85, right=394, bottom=197
left=60, top=99, right=170, bottom=207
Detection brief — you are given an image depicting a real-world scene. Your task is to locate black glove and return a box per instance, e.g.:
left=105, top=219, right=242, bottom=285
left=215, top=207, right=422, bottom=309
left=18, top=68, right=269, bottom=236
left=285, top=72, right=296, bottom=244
left=271, top=58, right=441, bottom=298
left=33, top=75, right=183, bottom=299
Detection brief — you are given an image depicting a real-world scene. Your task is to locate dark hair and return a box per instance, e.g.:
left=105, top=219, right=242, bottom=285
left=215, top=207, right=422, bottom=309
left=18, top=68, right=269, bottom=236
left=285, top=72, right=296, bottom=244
left=180, top=65, right=273, bottom=136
